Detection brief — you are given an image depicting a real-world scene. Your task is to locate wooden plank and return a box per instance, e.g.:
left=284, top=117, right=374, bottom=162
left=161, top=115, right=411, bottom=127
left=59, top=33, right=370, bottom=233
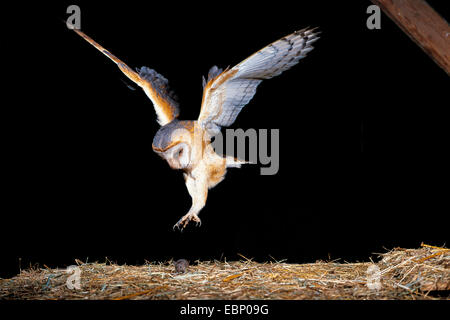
left=371, top=0, right=450, bottom=75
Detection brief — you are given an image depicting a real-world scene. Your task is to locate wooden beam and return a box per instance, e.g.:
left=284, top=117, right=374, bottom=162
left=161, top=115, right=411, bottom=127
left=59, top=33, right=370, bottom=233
left=371, top=0, right=450, bottom=75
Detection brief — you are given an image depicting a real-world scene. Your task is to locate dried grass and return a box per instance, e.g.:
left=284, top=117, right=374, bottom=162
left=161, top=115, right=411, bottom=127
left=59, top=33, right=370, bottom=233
left=1, top=243, right=448, bottom=300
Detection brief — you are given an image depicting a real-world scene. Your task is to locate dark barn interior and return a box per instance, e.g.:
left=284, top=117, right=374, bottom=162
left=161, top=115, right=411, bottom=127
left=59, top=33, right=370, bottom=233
left=2, top=1, right=448, bottom=280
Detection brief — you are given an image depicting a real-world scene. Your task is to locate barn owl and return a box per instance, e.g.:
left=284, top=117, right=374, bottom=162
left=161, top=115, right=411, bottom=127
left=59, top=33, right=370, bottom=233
left=72, top=28, right=319, bottom=230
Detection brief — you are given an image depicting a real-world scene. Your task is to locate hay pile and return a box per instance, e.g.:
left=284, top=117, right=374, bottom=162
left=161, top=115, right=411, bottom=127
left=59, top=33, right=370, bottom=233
left=1, top=244, right=448, bottom=300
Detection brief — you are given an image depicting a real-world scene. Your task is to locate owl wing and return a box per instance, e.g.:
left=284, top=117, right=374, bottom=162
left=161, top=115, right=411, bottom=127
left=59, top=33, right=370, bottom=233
left=197, top=28, right=319, bottom=134
left=73, top=29, right=179, bottom=126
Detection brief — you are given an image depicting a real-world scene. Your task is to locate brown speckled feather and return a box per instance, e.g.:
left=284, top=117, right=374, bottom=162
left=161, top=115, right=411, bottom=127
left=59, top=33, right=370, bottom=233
left=198, top=28, right=319, bottom=134
left=73, top=29, right=179, bottom=126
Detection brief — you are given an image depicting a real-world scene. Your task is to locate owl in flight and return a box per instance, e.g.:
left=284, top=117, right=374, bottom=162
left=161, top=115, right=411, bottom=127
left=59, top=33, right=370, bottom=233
left=72, top=27, right=319, bottom=230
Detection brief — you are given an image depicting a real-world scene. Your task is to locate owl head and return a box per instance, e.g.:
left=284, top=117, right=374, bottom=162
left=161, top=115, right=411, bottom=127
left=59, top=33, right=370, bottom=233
left=152, top=120, right=195, bottom=170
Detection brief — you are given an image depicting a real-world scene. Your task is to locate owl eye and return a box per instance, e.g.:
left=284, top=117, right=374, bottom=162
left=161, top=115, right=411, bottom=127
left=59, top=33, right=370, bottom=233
left=177, top=149, right=183, bottom=158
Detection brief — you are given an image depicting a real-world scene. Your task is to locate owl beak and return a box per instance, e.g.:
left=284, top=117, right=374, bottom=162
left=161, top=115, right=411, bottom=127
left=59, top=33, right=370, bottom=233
left=167, top=160, right=178, bottom=169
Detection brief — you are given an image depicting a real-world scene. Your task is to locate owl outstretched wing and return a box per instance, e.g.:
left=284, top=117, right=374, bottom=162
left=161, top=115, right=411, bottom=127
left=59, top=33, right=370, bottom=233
left=73, top=29, right=179, bottom=126
left=197, top=28, right=319, bottom=134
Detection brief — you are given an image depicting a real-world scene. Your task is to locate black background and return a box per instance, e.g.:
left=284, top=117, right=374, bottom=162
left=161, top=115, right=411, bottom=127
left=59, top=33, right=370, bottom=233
left=2, top=1, right=448, bottom=279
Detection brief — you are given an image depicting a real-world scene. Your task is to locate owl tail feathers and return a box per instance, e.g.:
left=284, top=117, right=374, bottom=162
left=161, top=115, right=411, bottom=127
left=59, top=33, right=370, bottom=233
left=225, top=156, right=254, bottom=168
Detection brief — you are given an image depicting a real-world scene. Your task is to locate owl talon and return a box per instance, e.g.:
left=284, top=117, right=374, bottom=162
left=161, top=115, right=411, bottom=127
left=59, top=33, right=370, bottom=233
left=173, top=213, right=201, bottom=230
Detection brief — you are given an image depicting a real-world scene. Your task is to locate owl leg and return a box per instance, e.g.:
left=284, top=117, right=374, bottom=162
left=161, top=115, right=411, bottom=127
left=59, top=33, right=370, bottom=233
left=173, top=174, right=208, bottom=230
